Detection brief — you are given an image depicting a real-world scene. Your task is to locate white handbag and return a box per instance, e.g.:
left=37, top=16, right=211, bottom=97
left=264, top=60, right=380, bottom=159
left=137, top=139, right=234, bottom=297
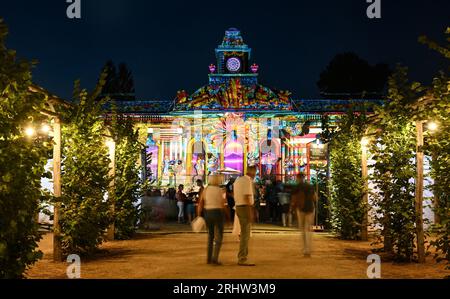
left=191, top=216, right=206, bottom=233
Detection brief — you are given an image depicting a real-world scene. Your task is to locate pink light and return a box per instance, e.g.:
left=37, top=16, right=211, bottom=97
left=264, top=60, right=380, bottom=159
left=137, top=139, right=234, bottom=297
left=225, top=142, right=243, bottom=154
left=209, top=64, right=216, bottom=73
left=223, top=159, right=243, bottom=163
left=250, top=63, right=259, bottom=73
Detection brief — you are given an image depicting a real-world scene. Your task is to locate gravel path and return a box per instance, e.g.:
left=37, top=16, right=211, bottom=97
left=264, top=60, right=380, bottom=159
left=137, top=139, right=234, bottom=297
left=26, top=228, right=448, bottom=279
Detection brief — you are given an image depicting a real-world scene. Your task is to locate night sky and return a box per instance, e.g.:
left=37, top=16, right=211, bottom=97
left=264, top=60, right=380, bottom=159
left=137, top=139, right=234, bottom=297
left=0, top=0, right=448, bottom=100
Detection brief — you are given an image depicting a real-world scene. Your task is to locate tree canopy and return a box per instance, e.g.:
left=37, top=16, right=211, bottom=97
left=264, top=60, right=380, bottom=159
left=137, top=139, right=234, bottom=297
left=100, top=60, right=135, bottom=101
left=317, top=52, right=391, bottom=99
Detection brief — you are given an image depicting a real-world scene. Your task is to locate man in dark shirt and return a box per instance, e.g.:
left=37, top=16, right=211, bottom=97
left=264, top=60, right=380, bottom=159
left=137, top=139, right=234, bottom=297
left=290, top=173, right=317, bottom=257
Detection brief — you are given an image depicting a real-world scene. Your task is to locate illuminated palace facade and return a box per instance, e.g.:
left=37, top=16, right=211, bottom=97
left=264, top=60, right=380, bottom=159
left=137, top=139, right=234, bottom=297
left=106, top=28, right=382, bottom=186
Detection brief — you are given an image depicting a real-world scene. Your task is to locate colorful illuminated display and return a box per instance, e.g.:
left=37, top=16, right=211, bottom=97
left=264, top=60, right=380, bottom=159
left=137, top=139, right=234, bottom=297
left=119, top=28, right=379, bottom=186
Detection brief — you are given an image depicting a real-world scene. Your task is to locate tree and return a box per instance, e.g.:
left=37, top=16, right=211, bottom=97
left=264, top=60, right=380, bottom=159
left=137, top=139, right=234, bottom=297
left=117, top=63, right=135, bottom=94
left=0, top=19, right=50, bottom=278
left=102, top=60, right=118, bottom=95
left=110, top=110, right=142, bottom=240
left=100, top=60, right=135, bottom=101
left=329, top=109, right=368, bottom=239
left=59, top=74, right=112, bottom=255
left=369, top=66, right=420, bottom=262
left=418, top=28, right=450, bottom=273
left=318, top=52, right=390, bottom=99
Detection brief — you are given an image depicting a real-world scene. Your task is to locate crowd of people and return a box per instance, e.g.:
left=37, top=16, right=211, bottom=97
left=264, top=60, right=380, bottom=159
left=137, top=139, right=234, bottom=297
left=170, top=166, right=318, bottom=266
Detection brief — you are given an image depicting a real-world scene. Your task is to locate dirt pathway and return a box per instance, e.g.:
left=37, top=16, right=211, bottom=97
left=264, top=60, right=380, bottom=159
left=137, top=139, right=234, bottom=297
left=26, top=230, right=448, bottom=279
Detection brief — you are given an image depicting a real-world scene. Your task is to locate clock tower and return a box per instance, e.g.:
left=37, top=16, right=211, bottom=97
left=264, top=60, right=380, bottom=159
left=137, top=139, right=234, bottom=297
left=209, top=28, right=258, bottom=87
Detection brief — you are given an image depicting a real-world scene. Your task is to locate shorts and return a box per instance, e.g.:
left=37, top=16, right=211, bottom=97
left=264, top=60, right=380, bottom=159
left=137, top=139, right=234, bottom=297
left=186, top=204, right=195, bottom=215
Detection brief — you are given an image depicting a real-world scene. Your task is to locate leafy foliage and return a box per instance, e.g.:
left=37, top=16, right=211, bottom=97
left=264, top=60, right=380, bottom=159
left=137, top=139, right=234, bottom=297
left=110, top=111, right=143, bottom=239
left=418, top=29, right=450, bottom=271
left=59, top=77, right=112, bottom=256
left=311, top=163, right=331, bottom=229
left=426, top=74, right=450, bottom=271
left=100, top=60, right=135, bottom=100
left=0, top=19, right=50, bottom=278
left=369, top=66, right=420, bottom=262
left=329, top=110, right=367, bottom=239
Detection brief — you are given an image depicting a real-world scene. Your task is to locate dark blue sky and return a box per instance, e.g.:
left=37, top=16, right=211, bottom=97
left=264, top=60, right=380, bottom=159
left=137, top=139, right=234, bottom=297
left=0, top=0, right=448, bottom=100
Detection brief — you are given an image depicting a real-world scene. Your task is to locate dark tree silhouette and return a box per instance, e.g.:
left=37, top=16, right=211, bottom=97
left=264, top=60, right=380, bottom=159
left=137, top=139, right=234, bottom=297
left=100, top=60, right=135, bottom=100
left=117, top=63, right=135, bottom=94
left=317, top=52, right=390, bottom=99
left=102, top=60, right=118, bottom=94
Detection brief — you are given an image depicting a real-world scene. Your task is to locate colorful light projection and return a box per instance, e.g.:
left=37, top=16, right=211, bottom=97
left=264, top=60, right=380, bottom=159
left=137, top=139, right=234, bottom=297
left=175, top=79, right=292, bottom=110
left=224, top=141, right=244, bottom=173
left=145, top=135, right=159, bottom=182
left=261, top=149, right=278, bottom=176
left=282, top=137, right=313, bottom=181
left=190, top=139, right=206, bottom=181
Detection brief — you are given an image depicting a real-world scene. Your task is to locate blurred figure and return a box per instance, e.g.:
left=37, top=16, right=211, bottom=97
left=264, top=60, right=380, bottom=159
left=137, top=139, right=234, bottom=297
left=185, top=193, right=195, bottom=224
left=194, top=179, right=204, bottom=218
left=265, top=180, right=279, bottom=223
left=175, top=184, right=187, bottom=223
left=290, top=173, right=317, bottom=257
left=233, top=166, right=257, bottom=266
left=254, top=184, right=262, bottom=223
left=198, top=175, right=226, bottom=265
left=278, top=183, right=291, bottom=227
left=196, top=179, right=205, bottom=195
left=225, top=178, right=236, bottom=222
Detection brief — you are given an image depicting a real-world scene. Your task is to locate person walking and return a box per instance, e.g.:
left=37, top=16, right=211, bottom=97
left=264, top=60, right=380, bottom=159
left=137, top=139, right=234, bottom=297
left=175, top=184, right=187, bottom=223
left=225, top=178, right=236, bottom=222
left=278, top=183, right=291, bottom=227
left=233, top=165, right=257, bottom=266
left=290, top=173, right=317, bottom=257
left=197, top=175, right=226, bottom=265
left=265, top=180, right=279, bottom=223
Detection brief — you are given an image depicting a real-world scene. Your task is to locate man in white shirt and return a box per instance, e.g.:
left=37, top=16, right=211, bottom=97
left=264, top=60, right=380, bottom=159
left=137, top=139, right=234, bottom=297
left=233, top=165, right=257, bottom=266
